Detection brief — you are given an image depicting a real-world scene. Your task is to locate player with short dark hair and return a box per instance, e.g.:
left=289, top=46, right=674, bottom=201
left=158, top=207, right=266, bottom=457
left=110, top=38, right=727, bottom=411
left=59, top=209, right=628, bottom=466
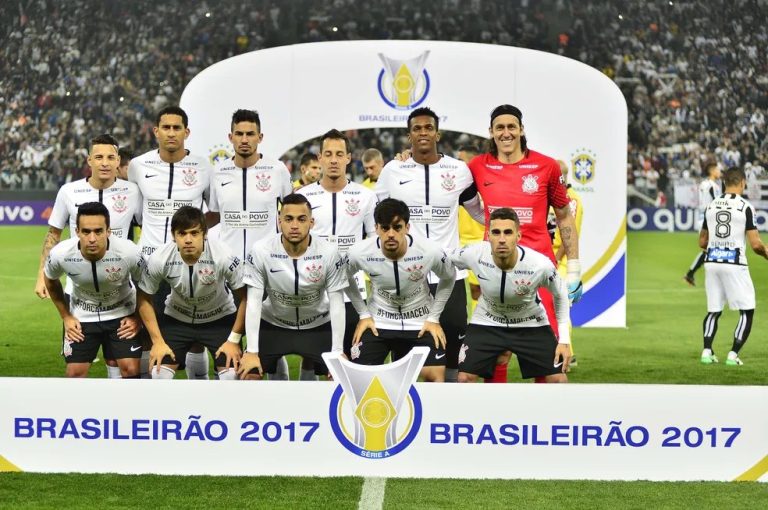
left=294, top=152, right=322, bottom=189
left=699, top=167, right=767, bottom=366
left=137, top=206, right=246, bottom=380
left=44, top=202, right=144, bottom=378
left=345, top=198, right=456, bottom=382
left=450, top=207, right=571, bottom=383
left=237, top=193, right=349, bottom=379
left=374, top=107, right=485, bottom=382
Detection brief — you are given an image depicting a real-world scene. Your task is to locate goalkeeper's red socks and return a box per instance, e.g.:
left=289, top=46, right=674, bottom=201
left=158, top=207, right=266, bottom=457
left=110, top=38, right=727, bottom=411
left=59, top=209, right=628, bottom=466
left=484, top=363, right=508, bottom=383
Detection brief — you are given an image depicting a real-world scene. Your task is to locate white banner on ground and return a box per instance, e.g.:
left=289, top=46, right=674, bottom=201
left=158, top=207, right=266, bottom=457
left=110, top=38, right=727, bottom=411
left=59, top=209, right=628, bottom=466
left=1, top=377, right=765, bottom=480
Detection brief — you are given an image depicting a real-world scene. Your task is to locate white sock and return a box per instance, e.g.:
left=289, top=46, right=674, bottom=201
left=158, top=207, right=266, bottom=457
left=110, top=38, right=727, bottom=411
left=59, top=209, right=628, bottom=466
left=140, top=351, right=151, bottom=379
left=151, top=366, right=175, bottom=379
left=217, top=368, right=237, bottom=380
left=185, top=350, right=210, bottom=380
left=444, top=368, right=458, bottom=383
left=106, top=365, right=122, bottom=379
left=701, top=348, right=712, bottom=356
left=300, top=368, right=318, bottom=381
left=727, top=351, right=738, bottom=360
left=275, top=356, right=289, bottom=380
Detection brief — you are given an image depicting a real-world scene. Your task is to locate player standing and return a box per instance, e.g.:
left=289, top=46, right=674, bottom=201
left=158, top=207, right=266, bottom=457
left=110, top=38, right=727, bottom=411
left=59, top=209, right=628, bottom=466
left=451, top=208, right=571, bottom=383
left=468, top=104, right=582, bottom=382
left=237, top=194, right=349, bottom=380
left=43, top=202, right=144, bottom=378
left=699, top=167, right=767, bottom=366
left=684, top=162, right=722, bottom=286
left=128, top=105, right=214, bottom=379
left=374, top=107, right=485, bottom=382
left=345, top=199, right=456, bottom=382
left=137, top=206, right=245, bottom=379
left=296, top=129, right=376, bottom=379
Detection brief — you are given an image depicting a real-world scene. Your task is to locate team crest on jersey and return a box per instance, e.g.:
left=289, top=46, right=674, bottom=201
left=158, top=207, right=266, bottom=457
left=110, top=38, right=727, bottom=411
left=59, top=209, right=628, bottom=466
left=377, top=51, right=431, bottom=110
left=441, top=173, right=456, bottom=191
left=405, top=264, right=424, bottom=282
left=305, top=263, right=324, bottom=283
left=514, top=279, right=533, bottom=296
left=105, top=266, right=123, bottom=282
left=198, top=267, right=216, bottom=285
left=571, top=149, right=596, bottom=184
left=111, top=195, right=128, bottom=213
left=458, top=343, right=469, bottom=364
left=182, top=168, right=198, bottom=187
left=345, top=198, right=361, bottom=216
left=255, top=172, right=272, bottom=192
left=350, top=342, right=361, bottom=360
left=522, top=174, right=539, bottom=194
left=63, top=339, right=73, bottom=357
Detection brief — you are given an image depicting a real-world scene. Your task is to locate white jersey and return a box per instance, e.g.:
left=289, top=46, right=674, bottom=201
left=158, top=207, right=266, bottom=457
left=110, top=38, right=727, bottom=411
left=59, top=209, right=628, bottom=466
left=128, top=150, right=212, bottom=255
left=48, top=178, right=141, bottom=239
left=44, top=237, right=143, bottom=322
left=451, top=242, right=564, bottom=329
left=374, top=155, right=476, bottom=282
left=698, top=179, right=722, bottom=212
left=244, top=234, right=348, bottom=330
left=347, top=235, right=454, bottom=330
left=209, top=155, right=293, bottom=261
left=139, top=238, right=243, bottom=324
left=703, top=193, right=757, bottom=266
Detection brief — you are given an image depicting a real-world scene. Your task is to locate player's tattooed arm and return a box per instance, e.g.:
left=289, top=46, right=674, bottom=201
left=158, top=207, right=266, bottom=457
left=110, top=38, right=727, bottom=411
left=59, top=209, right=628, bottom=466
left=35, top=227, right=62, bottom=298
left=746, top=230, right=768, bottom=260
left=554, top=206, right=579, bottom=260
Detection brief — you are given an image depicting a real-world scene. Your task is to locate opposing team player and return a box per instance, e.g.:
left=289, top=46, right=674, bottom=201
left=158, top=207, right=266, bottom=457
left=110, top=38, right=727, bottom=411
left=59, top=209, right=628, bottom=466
left=699, top=167, right=767, bottom=366
left=35, top=134, right=141, bottom=379
left=237, top=194, right=349, bottom=380
left=361, top=148, right=385, bottom=189
left=137, top=206, right=245, bottom=380
left=296, top=129, right=376, bottom=379
left=345, top=199, right=456, bottom=382
left=451, top=208, right=571, bottom=383
left=468, top=104, right=581, bottom=382
left=374, top=107, right=485, bottom=382
left=128, top=105, right=214, bottom=379
left=293, top=152, right=322, bottom=189
left=43, top=202, right=143, bottom=378
left=208, top=109, right=292, bottom=261
left=684, top=162, right=722, bottom=286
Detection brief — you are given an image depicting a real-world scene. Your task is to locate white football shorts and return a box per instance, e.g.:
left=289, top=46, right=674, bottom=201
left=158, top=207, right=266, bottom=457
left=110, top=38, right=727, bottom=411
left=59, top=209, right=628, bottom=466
left=704, top=263, right=755, bottom=311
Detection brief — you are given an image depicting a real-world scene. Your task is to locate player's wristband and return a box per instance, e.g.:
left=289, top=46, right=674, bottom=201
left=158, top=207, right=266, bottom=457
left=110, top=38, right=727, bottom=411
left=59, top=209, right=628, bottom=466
left=566, top=259, right=581, bottom=278
left=227, top=332, right=242, bottom=344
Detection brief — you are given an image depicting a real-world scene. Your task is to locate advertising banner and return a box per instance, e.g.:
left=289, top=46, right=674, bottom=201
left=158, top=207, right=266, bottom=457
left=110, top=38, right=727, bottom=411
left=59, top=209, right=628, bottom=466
left=0, top=200, right=52, bottom=226
left=627, top=207, right=768, bottom=232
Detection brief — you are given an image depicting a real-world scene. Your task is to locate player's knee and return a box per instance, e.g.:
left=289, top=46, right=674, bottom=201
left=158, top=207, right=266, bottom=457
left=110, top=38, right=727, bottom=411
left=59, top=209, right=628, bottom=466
left=420, top=367, right=445, bottom=383
left=457, top=372, right=477, bottom=383
left=151, top=366, right=176, bottom=380
left=66, top=365, right=89, bottom=378
left=544, top=373, right=568, bottom=384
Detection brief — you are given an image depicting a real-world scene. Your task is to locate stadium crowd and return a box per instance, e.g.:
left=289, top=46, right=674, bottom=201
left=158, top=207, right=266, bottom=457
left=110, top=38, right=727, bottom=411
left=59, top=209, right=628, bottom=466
left=1, top=0, right=767, bottom=197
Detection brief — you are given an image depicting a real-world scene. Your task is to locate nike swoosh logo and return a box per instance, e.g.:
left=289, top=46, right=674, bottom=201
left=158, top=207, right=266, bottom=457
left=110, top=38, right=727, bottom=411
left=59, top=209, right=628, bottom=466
left=221, top=181, right=232, bottom=186
left=458, top=334, right=466, bottom=340
left=435, top=353, right=445, bottom=359
left=368, top=273, right=381, bottom=277
left=553, top=361, right=564, bottom=368
left=66, top=273, right=80, bottom=277
left=145, top=174, right=157, bottom=178
left=483, top=181, right=495, bottom=186
left=269, top=269, right=284, bottom=273
left=477, top=275, right=489, bottom=280
left=167, top=275, right=180, bottom=279
left=130, top=346, right=142, bottom=352
left=399, top=180, right=412, bottom=185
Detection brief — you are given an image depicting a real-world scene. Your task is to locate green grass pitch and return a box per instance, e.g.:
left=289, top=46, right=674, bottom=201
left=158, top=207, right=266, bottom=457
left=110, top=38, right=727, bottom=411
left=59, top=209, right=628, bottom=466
left=0, top=226, right=766, bottom=507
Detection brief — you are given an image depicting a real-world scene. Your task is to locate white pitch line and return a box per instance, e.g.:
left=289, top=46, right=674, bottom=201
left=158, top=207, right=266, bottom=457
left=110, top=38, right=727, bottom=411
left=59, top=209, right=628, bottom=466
left=358, top=477, right=386, bottom=510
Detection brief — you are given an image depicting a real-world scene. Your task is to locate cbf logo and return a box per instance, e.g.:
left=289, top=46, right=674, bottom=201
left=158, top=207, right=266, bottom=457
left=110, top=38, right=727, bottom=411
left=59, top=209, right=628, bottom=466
left=377, top=51, right=431, bottom=110
left=323, top=348, right=428, bottom=459
left=208, top=143, right=232, bottom=166
left=571, top=149, right=597, bottom=185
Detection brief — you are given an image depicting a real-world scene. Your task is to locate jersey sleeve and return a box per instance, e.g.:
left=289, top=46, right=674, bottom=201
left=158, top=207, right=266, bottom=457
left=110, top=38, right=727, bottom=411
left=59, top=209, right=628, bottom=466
left=363, top=193, right=376, bottom=237
left=243, top=247, right=265, bottom=289
left=132, top=186, right=143, bottom=225
left=373, top=162, right=393, bottom=202
left=448, top=244, right=475, bottom=271
left=547, top=161, right=570, bottom=209
left=208, top=175, right=220, bottom=213
left=221, top=247, right=245, bottom=290
left=43, top=247, right=64, bottom=280
left=127, top=159, right=140, bottom=184
left=745, top=204, right=757, bottom=231
left=326, top=249, right=349, bottom=293
left=279, top=162, right=294, bottom=198
left=127, top=244, right=144, bottom=282
left=138, top=250, right=165, bottom=295
left=48, top=190, right=70, bottom=230
left=429, top=245, right=455, bottom=281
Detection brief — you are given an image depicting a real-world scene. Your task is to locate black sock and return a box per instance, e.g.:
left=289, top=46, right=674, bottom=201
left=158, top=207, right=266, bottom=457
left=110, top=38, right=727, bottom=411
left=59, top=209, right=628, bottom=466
left=702, top=312, right=721, bottom=351
left=731, top=309, right=754, bottom=354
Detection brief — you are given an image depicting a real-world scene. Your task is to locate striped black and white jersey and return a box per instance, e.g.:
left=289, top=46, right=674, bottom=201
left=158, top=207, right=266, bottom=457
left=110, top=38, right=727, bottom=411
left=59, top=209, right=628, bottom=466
left=698, top=179, right=722, bottom=212
left=209, top=156, right=293, bottom=261
left=374, top=155, right=477, bottom=282
left=44, top=237, right=143, bottom=322
left=48, top=178, right=141, bottom=240
left=347, top=235, right=455, bottom=330
left=244, top=234, right=348, bottom=330
left=139, top=238, right=243, bottom=324
left=128, top=150, right=212, bottom=256
left=702, top=193, right=757, bottom=266
left=450, top=242, right=569, bottom=334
